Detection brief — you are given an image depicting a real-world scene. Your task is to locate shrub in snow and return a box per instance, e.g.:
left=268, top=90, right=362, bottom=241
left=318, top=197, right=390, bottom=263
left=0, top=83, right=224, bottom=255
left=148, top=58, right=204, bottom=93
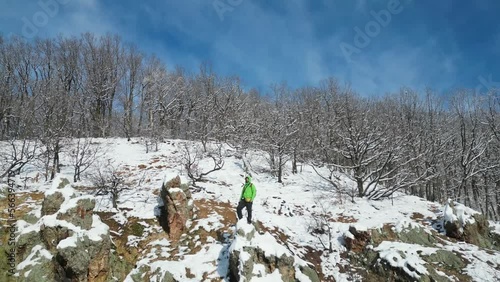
left=182, top=142, right=225, bottom=185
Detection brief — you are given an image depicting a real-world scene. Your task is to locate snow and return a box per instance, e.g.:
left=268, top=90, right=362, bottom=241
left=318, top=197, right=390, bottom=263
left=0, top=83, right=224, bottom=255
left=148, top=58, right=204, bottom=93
left=8, top=138, right=500, bottom=282
left=193, top=213, right=224, bottom=232
left=52, top=215, right=108, bottom=249
left=44, top=175, right=75, bottom=198
left=294, top=267, right=313, bottom=282
left=465, top=260, right=500, bottom=282
left=168, top=187, right=183, bottom=193
left=255, top=232, right=290, bottom=258
left=374, top=241, right=438, bottom=279
left=57, top=236, right=78, bottom=248
left=444, top=201, right=457, bottom=224
left=88, top=215, right=110, bottom=241
left=443, top=199, right=479, bottom=236
left=228, top=219, right=290, bottom=260
left=394, top=218, right=423, bottom=233
left=250, top=269, right=282, bottom=282
left=17, top=245, right=52, bottom=271
left=148, top=238, right=171, bottom=247
left=14, top=174, right=110, bottom=254
left=491, top=221, right=500, bottom=235
left=441, top=243, right=500, bottom=282
left=126, top=240, right=226, bottom=282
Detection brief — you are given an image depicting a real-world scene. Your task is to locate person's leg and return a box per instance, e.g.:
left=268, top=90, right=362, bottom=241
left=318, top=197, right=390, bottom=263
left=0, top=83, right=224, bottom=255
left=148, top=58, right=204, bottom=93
left=236, top=200, right=245, bottom=220
left=246, top=202, right=253, bottom=223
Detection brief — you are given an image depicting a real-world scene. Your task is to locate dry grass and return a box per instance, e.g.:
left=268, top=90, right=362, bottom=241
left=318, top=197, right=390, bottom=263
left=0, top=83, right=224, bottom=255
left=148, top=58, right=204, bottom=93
left=411, top=212, right=425, bottom=220
left=410, top=212, right=434, bottom=227
left=196, top=199, right=237, bottom=226
left=257, top=222, right=290, bottom=243
left=370, top=224, right=398, bottom=245
left=331, top=215, right=358, bottom=223
left=0, top=191, right=44, bottom=223
left=96, top=212, right=140, bottom=263
left=173, top=199, right=237, bottom=256
left=302, top=246, right=334, bottom=282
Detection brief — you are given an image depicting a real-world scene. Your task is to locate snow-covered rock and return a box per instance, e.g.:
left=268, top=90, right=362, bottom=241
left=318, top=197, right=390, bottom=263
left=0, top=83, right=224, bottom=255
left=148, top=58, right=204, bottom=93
left=16, top=176, right=112, bottom=281
left=228, top=219, right=319, bottom=282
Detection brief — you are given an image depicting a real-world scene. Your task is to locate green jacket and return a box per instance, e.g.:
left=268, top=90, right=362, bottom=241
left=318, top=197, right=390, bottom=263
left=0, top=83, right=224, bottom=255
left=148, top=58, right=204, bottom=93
left=240, top=176, right=256, bottom=202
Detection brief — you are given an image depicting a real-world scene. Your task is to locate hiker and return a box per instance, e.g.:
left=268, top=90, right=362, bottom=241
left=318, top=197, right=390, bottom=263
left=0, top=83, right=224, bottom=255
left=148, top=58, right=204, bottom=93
left=237, top=176, right=256, bottom=224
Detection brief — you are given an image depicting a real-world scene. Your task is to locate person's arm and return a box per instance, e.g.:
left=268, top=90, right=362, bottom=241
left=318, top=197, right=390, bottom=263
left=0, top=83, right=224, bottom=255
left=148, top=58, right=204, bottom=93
left=251, top=184, right=256, bottom=201
left=240, top=184, right=245, bottom=199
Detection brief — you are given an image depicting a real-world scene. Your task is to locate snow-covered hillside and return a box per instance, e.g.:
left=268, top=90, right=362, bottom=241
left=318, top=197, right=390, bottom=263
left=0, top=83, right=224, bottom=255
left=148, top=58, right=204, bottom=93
left=1, top=138, right=500, bottom=281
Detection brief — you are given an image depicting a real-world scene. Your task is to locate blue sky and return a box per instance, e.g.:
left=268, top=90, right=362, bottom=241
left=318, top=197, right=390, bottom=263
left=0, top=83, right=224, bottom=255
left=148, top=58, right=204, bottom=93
left=1, top=0, right=499, bottom=96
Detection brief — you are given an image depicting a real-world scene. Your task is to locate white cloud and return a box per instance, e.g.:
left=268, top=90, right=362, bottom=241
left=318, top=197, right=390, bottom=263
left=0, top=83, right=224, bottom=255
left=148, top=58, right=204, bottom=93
left=304, top=49, right=329, bottom=85
left=331, top=34, right=464, bottom=96
left=0, top=1, right=478, bottom=95
left=53, top=0, right=115, bottom=36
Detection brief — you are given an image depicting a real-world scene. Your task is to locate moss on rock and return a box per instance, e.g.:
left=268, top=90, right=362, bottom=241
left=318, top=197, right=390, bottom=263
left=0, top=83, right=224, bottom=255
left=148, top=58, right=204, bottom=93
left=107, top=250, right=133, bottom=282
left=130, top=222, right=145, bottom=237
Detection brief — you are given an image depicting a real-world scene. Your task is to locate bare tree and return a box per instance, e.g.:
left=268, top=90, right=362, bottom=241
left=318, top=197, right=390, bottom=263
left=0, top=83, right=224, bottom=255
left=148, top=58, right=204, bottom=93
left=92, top=161, right=127, bottom=209
left=69, top=138, right=102, bottom=182
left=119, top=45, right=143, bottom=140
left=484, top=92, right=500, bottom=219
left=307, top=198, right=336, bottom=253
left=0, top=139, right=40, bottom=178
left=182, top=142, right=224, bottom=185
left=258, top=83, right=298, bottom=183
left=2, top=33, right=500, bottom=218
left=449, top=92, right=497, bottom=208
left=140, top=56, right=184, bottom=152
left=81, top=33, right=124, bottom=137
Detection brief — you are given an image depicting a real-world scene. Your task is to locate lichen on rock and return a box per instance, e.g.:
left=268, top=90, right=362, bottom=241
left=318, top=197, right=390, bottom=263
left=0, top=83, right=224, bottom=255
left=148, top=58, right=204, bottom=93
left=15, top=176, right=113, bottom=282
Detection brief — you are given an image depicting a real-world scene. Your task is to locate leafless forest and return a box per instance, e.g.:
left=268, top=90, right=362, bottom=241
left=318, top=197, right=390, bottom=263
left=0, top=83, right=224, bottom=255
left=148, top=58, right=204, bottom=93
left=1, top=33, right=499, bottom=220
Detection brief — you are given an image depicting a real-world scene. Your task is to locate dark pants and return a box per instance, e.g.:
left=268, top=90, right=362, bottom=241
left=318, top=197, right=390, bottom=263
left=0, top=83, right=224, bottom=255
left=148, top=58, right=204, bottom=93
left=236, top=200, right=253, bottom=222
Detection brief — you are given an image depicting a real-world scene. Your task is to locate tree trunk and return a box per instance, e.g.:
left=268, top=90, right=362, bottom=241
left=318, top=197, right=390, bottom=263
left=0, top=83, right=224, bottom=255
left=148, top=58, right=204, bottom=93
left=51, top=144, right=60, bottom=180
left=277, top=154, right=283, bottom=183
left=496, top=180, right=500, bottom=220
left=74, top=166, right=78, bottom=183
left=292, top=149, right=297, bottom=174
left=112, top=191, right=118, bottom=209
left=471, top=177, right=482, bottom=214
left=356, top=177, right=364, bottom=197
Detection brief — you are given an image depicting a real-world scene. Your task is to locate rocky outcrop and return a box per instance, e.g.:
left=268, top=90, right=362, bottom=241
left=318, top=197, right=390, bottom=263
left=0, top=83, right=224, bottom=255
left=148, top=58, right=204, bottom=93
left=299, top=265, right=321, bottom=282
left=41, top=191, right=64, bottom=216
left=157, top=176, right=194, bottom=241
left=56, top=198, right=95, bottom=230
left=127, top=264, right=177, bottom=282
left=345, top=223, right=472, bottom=282
left=444, top=201, right=499, bottom=250
left=228, top=220, right=319, bottom=282
left=345, top=225, right=371, bottom=252
left=16, top=176, right=112, bottom=282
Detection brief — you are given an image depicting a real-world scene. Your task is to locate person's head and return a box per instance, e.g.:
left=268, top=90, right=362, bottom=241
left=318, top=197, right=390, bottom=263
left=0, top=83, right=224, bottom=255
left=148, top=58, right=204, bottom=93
left=245, top=176, right=251, bottom=183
